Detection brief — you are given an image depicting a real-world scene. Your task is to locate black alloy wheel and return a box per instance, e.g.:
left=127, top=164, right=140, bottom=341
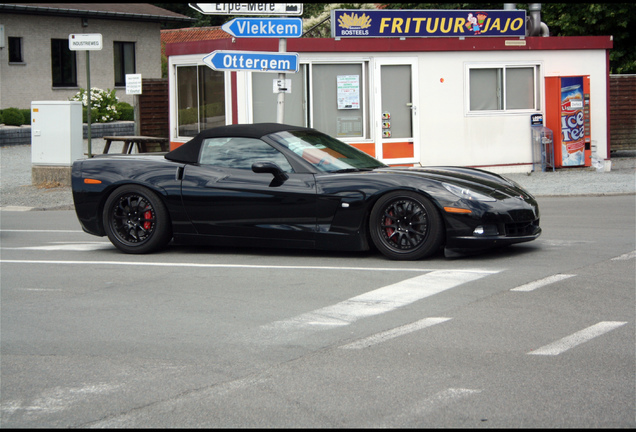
left=103, top=185, right=172, bottom=254
left=369, top=191, right=444, bottom=260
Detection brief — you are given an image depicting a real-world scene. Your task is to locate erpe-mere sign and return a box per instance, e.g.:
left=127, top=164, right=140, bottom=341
left=68, top=34, right=103, bottom=51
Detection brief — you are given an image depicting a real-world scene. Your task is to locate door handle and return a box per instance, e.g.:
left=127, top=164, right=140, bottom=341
left=407, top=103, right=416, bottom=115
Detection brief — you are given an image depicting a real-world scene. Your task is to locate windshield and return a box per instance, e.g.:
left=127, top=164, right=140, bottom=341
left=268, top=130, right=387, bottom=172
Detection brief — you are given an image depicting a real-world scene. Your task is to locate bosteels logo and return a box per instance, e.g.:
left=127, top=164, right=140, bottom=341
left=336, top=12, right=372, bottom=36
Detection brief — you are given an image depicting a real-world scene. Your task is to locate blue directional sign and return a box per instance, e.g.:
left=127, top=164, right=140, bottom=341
left=203, top=50, right=299, bottom=73
left=222, top=18, right=303, bottom=38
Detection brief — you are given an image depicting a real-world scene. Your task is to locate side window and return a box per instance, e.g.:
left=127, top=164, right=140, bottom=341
left=200, top=138, right=293, bottom=172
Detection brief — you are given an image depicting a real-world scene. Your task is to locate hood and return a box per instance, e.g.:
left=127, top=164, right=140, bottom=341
left=376, top=166, right=534, bottom=200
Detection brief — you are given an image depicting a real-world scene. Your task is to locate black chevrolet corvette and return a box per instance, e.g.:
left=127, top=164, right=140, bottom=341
left=71, top=123, right=540, bottom=260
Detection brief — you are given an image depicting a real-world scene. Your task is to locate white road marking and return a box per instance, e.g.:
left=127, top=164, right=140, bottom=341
left=0, top=383, right=122, bottom=416
left=0, top=229, right=84, bottom=233
left=528, top=321, right=628, bottom=356
left=0, top=206, right=34, bottom=212
left=340, top=317, right=452, bottom=349
left=0, top=259, right=467, bottom=273
left=382, top=388, right=482, bottom=426
left=611, top=250, right=636, bottom=261
left=7, top=243, right=113, bottom=251
left=510, top=274, right=576, bottom=292
left=262, top=270, right=497, bottom=333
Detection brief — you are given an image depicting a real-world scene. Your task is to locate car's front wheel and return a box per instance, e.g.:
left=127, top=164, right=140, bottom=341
left=103, top=185, right=172, bottom=254
left=369, top=191, right=444, bottom=260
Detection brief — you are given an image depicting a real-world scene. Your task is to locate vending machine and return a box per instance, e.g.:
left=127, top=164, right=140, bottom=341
left=544, top=76, right=591, bottom=168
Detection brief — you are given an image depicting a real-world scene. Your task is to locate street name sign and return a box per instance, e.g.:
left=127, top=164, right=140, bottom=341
left=203, top=50, right=299, bottom=73
left=68, top=33, right=103, bottom=51
left=189, top=3, right=302, bottom=16
left=222, top=17, right=303, bottom=38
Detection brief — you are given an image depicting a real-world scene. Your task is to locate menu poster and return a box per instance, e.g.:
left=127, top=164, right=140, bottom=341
left=337, top=75, right=360, bottom=109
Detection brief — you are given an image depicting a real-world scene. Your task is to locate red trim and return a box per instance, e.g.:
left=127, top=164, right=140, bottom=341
left=606, top=50, right=612, bottom=157
left=166, top=36, right=613, bottom=57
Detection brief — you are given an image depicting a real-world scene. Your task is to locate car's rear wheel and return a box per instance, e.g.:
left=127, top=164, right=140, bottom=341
left=369, top=191, right=444, bottom=260
left=103, top=185, right=172, bottom=254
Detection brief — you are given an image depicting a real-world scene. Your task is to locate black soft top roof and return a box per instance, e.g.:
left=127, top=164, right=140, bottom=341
left=165, top=123, right=309, bottom=164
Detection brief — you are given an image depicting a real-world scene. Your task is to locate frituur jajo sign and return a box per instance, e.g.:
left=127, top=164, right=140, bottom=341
left=331, top=9, right=527, bottom=38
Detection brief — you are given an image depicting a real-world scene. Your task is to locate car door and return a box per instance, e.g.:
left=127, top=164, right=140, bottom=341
left=179, top=137, right=318, bottom=247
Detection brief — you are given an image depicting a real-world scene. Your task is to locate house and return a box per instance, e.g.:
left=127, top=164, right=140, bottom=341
left=165, top=8, right=613, bottom=173
left=0, top=3, right=193, bottom=110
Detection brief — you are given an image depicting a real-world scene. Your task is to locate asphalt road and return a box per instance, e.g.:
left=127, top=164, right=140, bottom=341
left=0, top=195, right=634, bottom=428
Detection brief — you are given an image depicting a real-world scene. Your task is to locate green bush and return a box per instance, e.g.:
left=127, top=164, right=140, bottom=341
left=116, top=102, right=134, bottom=121
left=20, top=109, right=31, bottom=124
left=1, top=108, right=25, bottom=126
left=0, top=112, right=3, bottom=124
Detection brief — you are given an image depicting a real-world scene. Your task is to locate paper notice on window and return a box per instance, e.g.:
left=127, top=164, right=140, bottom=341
left=337, top=75, right=360, bottom=110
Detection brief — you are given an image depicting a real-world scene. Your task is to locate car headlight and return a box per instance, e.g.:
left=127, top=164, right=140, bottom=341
left=442, top=182, right=496, bottom=202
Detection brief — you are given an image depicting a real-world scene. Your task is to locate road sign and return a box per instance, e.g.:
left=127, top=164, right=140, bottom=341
left=189, top=3, right=302, bottom=16
left=222, top=18, right=303, bottom=38
left=68, top=33, right=102, bottom=51
left=203, top=50, right=299, bottom=73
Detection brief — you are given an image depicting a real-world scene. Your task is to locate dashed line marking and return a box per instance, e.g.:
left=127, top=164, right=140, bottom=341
left=511, top=274, right=575, bottom=292
left=340, top=317, right=452, bottom=349
left=528, top=321, right=628, bottom=356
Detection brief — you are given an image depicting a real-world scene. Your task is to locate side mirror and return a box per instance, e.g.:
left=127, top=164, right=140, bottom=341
left=252, top=161, right=289, bottom=182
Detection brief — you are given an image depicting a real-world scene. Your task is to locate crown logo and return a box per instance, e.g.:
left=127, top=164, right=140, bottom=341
left=337, top=12, right=372, bottom=29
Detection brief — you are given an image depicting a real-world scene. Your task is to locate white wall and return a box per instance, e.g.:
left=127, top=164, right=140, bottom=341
left=0, top=13, right=162, bottom=109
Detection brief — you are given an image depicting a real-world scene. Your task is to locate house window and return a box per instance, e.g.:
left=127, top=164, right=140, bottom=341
left=467, top=63, right=540, bottom=113
left=8, top=37, right=24, bottom=63
left=51, top=38, right=77, bottom=87
left=114, top=41, right=136, bottom=87
left=251, top=61, right=368, bottom=139
left=176, top=65, right=226, bottom=137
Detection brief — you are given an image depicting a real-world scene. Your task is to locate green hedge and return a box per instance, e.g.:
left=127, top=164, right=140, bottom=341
left=1, top=103, right=134, bottom=125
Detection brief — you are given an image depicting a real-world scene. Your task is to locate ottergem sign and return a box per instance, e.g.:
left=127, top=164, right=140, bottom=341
left=203, top=50, right=299, bottom=73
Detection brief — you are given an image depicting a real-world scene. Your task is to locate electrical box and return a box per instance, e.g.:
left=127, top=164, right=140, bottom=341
left=31, top=101, right=83, bottom=165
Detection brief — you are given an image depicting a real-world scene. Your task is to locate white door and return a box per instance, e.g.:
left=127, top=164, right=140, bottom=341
left=373, top=58, right=419, bottom=165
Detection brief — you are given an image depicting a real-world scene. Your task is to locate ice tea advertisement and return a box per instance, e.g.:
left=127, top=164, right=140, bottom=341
left=559, top=77, right=586, bottom=166
left=331, top=9, right=526, bottom=38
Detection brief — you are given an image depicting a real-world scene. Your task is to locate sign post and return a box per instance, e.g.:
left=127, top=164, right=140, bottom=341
left=69, top=33, right=102, bottom=157
left=190, top=5, right=303, bottom=123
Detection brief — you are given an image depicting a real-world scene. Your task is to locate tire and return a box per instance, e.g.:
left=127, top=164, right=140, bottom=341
left=369, top=191, right=444, bottom=260
left=102, top=185, right=172, bottom=254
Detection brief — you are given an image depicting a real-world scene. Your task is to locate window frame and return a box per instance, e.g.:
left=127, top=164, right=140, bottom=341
left=8, top=36, right=24, bottom=64
left=51, top=38, right=77, bottom=88
left=174, top=63, right=228, bottom=139
left=113, top=41, right=136, bottom=87
left=465, top=61, right=542, bottom=116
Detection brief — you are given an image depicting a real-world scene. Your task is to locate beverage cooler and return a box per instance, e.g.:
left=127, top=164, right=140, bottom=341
left=544, top=76, right=591, bottom=168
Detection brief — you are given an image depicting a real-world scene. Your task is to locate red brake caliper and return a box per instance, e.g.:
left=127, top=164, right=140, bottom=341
left=385, top=211, right=394, bottom=239
left=143, top=210, right=152, bottom=230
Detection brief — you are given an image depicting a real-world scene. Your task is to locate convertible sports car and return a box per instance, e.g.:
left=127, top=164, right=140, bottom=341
left=71, top=123, right=541, bottom=260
